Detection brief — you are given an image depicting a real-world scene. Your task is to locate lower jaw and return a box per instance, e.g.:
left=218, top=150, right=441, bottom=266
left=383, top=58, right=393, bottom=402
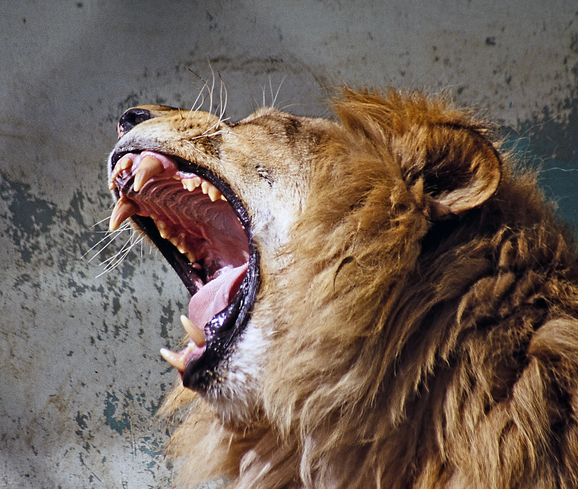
left=129, top=214, right=258, bottom=391
left=180, top=247, right=260, bottom=393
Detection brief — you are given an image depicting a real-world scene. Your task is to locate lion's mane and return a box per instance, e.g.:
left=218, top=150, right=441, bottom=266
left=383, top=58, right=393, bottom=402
left=162, top=89, right=578, bottom=489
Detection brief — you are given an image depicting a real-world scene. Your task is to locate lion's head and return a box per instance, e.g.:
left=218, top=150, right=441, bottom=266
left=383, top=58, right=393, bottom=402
left=107, top=89, right=578, bottom=488
left=108, top=101, right=337, bottom=422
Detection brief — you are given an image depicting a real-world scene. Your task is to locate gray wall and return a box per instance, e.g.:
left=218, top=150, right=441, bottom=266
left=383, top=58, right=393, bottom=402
left=1, top=1, right=577, bottom=487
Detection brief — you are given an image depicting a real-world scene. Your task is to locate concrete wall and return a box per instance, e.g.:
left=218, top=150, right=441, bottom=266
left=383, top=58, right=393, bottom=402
left=1, top=1, right=577, bottom=487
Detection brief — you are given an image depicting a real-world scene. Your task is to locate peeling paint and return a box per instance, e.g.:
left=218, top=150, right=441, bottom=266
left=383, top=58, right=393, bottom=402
left=513, top=91, right=578, bottom=227
left=103, top=392, right=131, bottom=436
left=2, top=1, right=577, bottom=488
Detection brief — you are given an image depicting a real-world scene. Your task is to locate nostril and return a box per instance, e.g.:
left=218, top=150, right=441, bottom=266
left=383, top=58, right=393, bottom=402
left=117, top=108, right=152, bottom=138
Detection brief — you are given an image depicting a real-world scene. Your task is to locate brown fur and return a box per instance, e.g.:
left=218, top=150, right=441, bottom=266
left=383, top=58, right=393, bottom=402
left=142, top=89, right=578, bottom=488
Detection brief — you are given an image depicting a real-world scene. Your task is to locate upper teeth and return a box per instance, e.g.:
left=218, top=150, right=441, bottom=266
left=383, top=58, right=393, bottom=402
left=182, top=176, right=201, bottom=192
left=108, top=195, right=138, bottom=231
left=133, top=155, right=164, bottom=192
left=108, top=154, right=227, bottom=235
left=109, top=154, right=224, bottom=199
left=108, top=155, right=133, bottom=190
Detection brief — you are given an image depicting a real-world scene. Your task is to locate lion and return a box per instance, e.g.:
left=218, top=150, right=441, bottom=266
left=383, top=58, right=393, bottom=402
left=106, top=88, right=578, bottom=488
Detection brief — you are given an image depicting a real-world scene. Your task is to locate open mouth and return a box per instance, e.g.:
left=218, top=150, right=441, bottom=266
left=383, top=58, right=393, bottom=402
left=108, top=150, right=259, bottom=392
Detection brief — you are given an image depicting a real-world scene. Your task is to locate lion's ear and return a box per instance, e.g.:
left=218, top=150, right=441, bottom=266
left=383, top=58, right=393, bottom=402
left=334, top=89, right=502, bottom=220
left=396, top=122, right=502, bottom=219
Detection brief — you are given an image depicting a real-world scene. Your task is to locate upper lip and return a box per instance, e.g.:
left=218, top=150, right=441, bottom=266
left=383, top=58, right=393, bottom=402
left=108, top=149, right=260, bottom=392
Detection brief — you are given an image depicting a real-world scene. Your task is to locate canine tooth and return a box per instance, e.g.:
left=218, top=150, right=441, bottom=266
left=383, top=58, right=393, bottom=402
left=160, top=348, right=186, bottom=372
left=180, top=315, right=206, bottom=347
left=208, top=186, right=222, bottom=202
left=109, top=196, right=137, bottom=231
left=134, top=156, right=164, bottom=192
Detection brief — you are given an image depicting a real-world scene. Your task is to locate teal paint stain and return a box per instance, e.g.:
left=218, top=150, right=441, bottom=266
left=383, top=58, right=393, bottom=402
left=520, top=96, right=578, bottom=165
left=515, top=96, right=578, bottom=229
left=503, top=86, right=578, bottom=231
left=147, top=397, right=162, bottom=416
left=139, top=434, right=165, bottom=467
left=103, top=392, right=131, bottom=435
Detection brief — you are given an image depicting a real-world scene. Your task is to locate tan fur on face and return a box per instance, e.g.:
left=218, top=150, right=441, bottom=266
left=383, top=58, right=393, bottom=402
left=124, top=89, right=578, bottom=488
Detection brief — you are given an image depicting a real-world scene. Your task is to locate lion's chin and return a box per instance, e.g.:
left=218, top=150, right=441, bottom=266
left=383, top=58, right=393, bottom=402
left=108, top=150, right=260, bottom=393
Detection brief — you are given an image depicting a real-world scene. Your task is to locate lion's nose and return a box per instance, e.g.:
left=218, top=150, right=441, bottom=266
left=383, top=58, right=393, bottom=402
left=117, top=108, right=152, bottom=139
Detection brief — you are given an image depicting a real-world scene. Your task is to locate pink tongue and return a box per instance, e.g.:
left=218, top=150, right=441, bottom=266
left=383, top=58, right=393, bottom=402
left=188, top=263, right=249, bottom=328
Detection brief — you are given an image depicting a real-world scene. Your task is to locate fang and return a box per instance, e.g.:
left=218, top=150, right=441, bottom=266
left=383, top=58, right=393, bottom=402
left=134, top=156, right=164, bottom=192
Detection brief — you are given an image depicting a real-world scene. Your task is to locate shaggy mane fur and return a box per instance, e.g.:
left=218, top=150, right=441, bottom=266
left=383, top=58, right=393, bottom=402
left=160, top=89, right=578, bottom=488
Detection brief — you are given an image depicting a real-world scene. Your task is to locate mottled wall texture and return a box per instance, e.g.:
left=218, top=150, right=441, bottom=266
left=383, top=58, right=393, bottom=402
left=1, top=1, right=577, bottom=487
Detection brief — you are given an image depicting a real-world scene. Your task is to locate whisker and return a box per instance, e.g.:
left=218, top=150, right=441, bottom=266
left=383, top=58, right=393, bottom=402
left=100, top=230, right=136, bottom=266
left=96, top=230, right=145, bottom=277
left=186, top=86, right=206, bottom=126
left=268, top=76, right=274, bottom=107
left=261, top=83, right=267, bottom=109
left=217, top=72, right=228, bottom=124
left=181, top=127, right=233, bottom=155
left=186, top=69, right=214, bottom=126
left=91, top=215, right=114, bottom=229
left=207, top=63, right=216, bottom=122
left=189, top=128, right=230, bottom=141
left=83, top=220, right=132, bottom=262
left=86, top=213, right=148, bottom=277
left=183, top=139, right=208, bottom=156
left=85, top=229, right=123, bottom=262
left=272, top=75, right=287, bottom=108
